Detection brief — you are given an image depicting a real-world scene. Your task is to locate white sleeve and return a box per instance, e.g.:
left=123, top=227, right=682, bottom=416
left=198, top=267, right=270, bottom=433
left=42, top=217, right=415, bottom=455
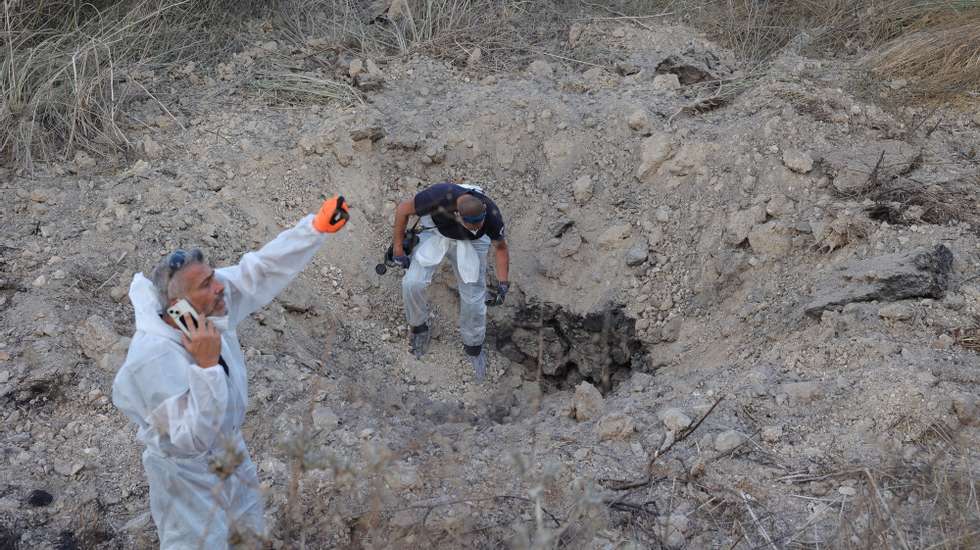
left=148, top=365, right=229, bottom=455
left=217, top=214, right=327, bottom=327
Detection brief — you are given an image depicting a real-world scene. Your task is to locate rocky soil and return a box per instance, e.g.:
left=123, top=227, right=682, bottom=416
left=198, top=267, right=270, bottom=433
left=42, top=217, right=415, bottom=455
left=2, top=15, right=980, bottom=550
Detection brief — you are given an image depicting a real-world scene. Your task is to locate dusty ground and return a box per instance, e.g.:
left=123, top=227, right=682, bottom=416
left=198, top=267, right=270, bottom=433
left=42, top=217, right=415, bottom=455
left=2, top=14, right=980, bottom=550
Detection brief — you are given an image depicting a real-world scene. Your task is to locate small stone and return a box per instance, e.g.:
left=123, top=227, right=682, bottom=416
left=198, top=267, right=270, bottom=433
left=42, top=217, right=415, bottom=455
left=625, top=240, right=649, bottom=266
left=951, top=394, right=977, bottom=426
left=32, top=275, right=47, bottom=287
left=558, top=231, right=582, bottom=257
left=636, top=134, right=674, bottom=183
left=652, top=74, right=681, bottom=91
left=348, top=58, right=365, bottom=78
left=655, top=206, right=671, bottom=223
left=365, top=59, right=382, bottom=76
left=141, top=135, right=163, bottom=159
left=54, top=459, right=84, bottom=477
left=780, top=381, right=823, bottom=404
left=766, top=195, right=796, bottom=218
left=527, top=60, right=554, bottom=79
left=52, top=270, right=66, bottom=280
left=631, top=372, right=653, bottom=391
left=596, top=412, right=635, bottom=440
left=659, top=408, right=692, bottom=432
left=574, top=381, right=604, bottom=421
left=838, top=486, right=857, bottom=496
left=782, top=149, right=814, bottom=173
left=110, top=286, right=127, bottom=301
left=714, top=430, right=747, bottom=453
left=612, top=27, right=626, bottom=38
left=73, top=150, right=96, bottom=171
left=573, top=448, right=591, bottom=461
left=879, top=303, right=913, bottom=320
left=761, top=426, right=783, bottom=442
left=313, top=406, right=339, bottom=431
left=572, top=175, right=594, bottom=204
left=467, top=47, right=482, bottom=66
left=597, top=224, right=632, bottom=249
left=384, top=461, right=420, bottom=490
left=627, top=110, right=650, bottom=133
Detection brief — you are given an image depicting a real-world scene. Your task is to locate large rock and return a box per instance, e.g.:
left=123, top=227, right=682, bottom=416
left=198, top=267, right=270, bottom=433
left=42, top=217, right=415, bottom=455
left=635, top=134, right=674, bottom=183
left=804, top=245, right=954, bottom=317
left=574, top=382, right=604, bottom=421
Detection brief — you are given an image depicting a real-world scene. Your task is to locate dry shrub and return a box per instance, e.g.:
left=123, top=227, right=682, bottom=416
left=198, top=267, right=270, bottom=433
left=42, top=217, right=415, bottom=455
left=870, top=6, right=980, bottom=97
left=835, top=457, right=980, bottom=549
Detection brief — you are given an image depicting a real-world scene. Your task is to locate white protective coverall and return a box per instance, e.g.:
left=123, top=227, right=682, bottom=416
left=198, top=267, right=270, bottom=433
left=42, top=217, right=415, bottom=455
left=112, top=215, right=326, bottom=549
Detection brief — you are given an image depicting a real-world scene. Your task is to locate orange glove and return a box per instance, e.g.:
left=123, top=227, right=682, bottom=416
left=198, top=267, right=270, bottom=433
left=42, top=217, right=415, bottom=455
left=313, top=195, right=350, bottom=233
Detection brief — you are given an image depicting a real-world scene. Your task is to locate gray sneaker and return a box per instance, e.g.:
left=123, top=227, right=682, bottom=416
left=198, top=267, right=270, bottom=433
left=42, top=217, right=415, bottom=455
left=410, top=326, right=431, bottom=359
left=468, top=350, right=487, bottom=382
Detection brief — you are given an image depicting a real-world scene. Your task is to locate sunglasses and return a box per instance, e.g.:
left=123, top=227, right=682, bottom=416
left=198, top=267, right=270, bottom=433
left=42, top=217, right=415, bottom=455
left=167, top=248, right=203, bottom=272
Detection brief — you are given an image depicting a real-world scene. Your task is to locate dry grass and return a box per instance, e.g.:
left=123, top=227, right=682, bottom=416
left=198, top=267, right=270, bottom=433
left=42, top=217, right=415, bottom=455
left=0, top=0, right=267, bottom=171
left=870, top=6, right=980, bottom=97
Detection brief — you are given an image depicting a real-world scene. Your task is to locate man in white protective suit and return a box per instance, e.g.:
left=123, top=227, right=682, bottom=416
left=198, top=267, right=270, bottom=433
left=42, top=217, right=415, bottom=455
left=390, top=181, right=510, bottom=380
left=112, top=196, right=349, bottom=548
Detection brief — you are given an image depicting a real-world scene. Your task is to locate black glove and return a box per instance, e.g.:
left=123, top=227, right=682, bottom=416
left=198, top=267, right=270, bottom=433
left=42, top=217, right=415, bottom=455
left=393, top=255, right=410, bottom=269
left=486, top=282, right=510, bottom=306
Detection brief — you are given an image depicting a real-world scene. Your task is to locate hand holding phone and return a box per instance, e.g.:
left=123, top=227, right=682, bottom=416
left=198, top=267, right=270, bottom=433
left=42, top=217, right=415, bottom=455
left=166, top=299, right=200, bottom=337
left=167, top=300, right=221, bottom=368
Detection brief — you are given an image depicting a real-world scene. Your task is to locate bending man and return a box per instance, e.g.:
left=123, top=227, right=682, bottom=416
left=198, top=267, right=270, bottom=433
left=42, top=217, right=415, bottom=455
left=112, top=197, right=349, bottom=548
left=391, top=181, right=510, bottom=380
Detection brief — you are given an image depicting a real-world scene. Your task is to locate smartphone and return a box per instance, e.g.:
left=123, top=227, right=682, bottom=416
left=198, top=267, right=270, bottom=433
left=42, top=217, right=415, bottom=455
left=166, top=299, right=200, bottom=337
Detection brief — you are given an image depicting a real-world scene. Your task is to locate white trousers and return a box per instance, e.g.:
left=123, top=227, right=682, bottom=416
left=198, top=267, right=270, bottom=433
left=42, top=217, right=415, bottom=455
left=402, top=229, right=490, bottom=347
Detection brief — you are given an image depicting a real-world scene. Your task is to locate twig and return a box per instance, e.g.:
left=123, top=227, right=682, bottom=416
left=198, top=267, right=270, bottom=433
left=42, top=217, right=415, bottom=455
left=574, top=13, right=673, bottom=22
left=865, top=469, right=912, bottom=550
left=94, top=271, right=119, bottom=292
left=602, top=396, right=724, bottom=490
left=128, top=76, right=186, bottom=132
left=741, top=492, right=779, bottom=550
left=527, top=48, right=604, bottom=68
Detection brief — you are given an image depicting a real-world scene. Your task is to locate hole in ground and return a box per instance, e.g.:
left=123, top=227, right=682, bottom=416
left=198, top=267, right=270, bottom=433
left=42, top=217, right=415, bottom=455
left=493, top=301, right=648, bottom=394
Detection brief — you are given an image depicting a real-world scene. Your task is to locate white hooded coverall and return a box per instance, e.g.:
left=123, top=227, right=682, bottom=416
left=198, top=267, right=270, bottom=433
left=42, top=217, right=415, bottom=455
left=112, top=215, right=326, bottom=549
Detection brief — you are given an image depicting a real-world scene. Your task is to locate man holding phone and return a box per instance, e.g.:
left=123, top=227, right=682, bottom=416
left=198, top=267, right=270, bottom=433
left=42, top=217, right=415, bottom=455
left=112, top=197, right=349, bottom=549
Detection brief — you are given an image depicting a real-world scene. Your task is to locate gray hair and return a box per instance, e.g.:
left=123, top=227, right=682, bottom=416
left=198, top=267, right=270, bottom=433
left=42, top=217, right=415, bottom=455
left=150, top=248, right=206, bottom=307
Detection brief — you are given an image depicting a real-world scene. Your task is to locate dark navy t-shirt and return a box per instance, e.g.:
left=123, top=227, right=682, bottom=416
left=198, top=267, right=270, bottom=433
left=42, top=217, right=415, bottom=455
left=414, top=183, right=506, bottom=241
